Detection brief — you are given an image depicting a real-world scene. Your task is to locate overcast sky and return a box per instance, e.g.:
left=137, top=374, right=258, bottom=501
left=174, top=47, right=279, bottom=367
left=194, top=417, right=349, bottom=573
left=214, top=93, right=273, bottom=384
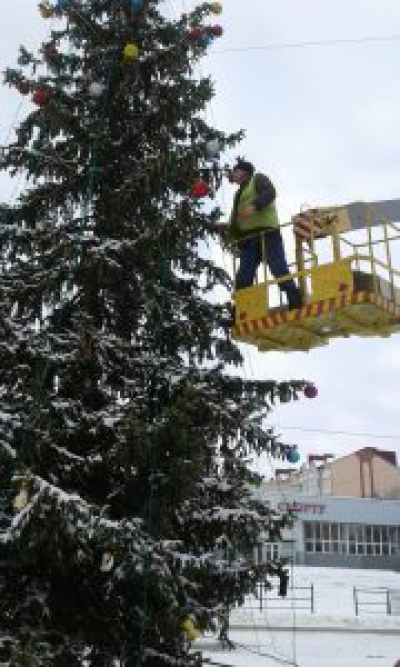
left=1, top=1, right=400, bottom=472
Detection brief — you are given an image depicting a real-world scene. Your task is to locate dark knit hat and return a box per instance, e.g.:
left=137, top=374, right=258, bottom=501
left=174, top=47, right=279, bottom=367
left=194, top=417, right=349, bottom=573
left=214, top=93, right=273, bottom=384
left=232, top=158, right=255, bottom=176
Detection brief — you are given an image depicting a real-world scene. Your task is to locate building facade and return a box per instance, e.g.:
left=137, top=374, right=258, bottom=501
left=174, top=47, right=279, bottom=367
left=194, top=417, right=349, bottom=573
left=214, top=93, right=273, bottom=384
left=266, top=447, right=400, bottom=499
left=253, top=490, right=400, bottom=571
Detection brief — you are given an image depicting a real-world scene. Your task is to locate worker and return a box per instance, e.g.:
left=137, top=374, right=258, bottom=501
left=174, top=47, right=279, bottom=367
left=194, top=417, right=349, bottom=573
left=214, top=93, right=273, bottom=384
left=219, top=158, right=302, bottom=310
left=217, top=606, right=234, bottom=650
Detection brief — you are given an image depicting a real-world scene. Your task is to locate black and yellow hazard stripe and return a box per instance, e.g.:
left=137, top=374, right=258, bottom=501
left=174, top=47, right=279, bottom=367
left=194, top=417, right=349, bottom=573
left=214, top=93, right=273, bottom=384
left=233, top=290, right=400, bottom=339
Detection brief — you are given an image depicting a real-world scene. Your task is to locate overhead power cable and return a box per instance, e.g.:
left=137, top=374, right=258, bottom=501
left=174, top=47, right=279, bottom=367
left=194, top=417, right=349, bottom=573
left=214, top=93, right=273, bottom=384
left=276, top=425, right=400, bottom=441
left=210, top=33, right=400, bottom=55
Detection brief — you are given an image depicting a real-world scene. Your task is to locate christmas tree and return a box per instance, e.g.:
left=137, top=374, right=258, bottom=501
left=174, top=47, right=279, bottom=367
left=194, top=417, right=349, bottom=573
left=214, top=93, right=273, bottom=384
left=0, top=1, right=307, bottom=665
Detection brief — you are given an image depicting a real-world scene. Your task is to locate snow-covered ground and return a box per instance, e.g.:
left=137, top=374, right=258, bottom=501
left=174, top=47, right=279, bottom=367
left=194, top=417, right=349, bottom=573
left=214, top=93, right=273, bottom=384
left=200, top=631, right=400, bottom=667
left=232, top=566, right=400, bottom=630
left=196, top=567, right=400, bottom=667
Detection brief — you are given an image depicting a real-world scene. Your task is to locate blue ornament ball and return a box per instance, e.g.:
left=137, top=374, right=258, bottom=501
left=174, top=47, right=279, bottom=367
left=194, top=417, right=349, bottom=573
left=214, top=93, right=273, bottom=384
left=287, top=447, right=300, bottom=464
left=200, top=34, right=214, bottom=48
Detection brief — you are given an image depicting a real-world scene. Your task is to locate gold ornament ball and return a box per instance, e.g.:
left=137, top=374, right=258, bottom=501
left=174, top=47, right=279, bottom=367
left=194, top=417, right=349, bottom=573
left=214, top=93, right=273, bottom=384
left=123, top=43, right=140, bottom=61
left=39, top=2, right=54, bottom=18
left=13, top=480, right=29, bottom=511
left=182, top=618, right=201, bottom=642
left=212, top=2, right=223, bottom=14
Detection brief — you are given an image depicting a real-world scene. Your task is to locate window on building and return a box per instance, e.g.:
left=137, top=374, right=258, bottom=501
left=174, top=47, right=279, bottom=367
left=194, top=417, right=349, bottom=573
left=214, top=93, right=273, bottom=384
left=253, top=542, right=280, bottom=563
left=356, top=526, right=365, bottom=543
left=263, top=543, right=279, bottom=561
left=373, top=527, right=381, bottom=543
left=304, top=523, right=312, bottom=539
left=389, top=527, right=399, bottom=554
left=303, top=521, right=399, bottom=558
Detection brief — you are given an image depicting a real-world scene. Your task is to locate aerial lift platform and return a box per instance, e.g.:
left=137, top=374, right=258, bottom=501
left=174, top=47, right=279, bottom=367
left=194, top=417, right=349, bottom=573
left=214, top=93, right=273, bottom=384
left=232, top=200, right=400, bottom=352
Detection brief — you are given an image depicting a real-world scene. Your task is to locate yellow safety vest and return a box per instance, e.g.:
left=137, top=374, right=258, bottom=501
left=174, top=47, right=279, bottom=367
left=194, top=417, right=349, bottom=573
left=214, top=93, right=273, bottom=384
left=229, top=177, right=279, bottom=240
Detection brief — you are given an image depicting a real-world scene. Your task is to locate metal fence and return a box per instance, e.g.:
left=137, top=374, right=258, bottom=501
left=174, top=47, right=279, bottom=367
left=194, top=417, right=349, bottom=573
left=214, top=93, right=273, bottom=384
left=240, top=583, right=314, bottom=614
left=353, top=586, right=400, bottom=616
left=238, top=583, right=400, bottom=617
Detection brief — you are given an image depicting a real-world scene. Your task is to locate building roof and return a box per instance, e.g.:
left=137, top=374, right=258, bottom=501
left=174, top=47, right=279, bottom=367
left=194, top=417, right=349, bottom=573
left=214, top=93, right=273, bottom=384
left=354, top=447, right=397, bottom=467
left=314, top=447, right=398, bottom=470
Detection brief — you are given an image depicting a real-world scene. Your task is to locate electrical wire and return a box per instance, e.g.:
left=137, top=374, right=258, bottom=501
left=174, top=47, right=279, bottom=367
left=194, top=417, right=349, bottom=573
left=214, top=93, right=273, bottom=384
left=275, top=424, right=400, bottom=441
left=210, top=33, right=400, bottom=56
left=289, top=541, right=297, bottom=667
left=258, top=452, right=300, bottom=667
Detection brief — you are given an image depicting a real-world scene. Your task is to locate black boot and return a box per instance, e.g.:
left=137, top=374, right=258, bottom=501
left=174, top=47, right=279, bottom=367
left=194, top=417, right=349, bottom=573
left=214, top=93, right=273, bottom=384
left=284, top=281, right=303, bottom=310
left=288, top=293, right=303, bottom=310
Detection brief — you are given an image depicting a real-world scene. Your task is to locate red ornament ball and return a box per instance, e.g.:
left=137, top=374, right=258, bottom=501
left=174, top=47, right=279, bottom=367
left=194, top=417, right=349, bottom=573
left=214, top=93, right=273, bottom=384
left=304, top=383, right=318, bottom=399
left=191, top=180, right=209, bottom=198
left=44, top=44, right=60, bottom=62
left=187, top=26, right=204, bottom=40
left=211, top=25, right=224, bottom=37
left=33, top=88, right=51, bottom=107
left=17, top=81, right=30, bottom=95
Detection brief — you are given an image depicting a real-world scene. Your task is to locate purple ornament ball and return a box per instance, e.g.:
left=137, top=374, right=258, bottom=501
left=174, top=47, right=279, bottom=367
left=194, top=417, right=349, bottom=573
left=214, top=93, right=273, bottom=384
left=304, top=383, right=318, bottom=399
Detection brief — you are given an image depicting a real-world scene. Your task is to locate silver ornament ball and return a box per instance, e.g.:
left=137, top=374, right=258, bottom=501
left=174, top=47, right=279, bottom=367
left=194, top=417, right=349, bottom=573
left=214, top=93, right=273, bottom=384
left=89, top=82, right=105, bottom=98
left=205, top=139, right=220, bottom=158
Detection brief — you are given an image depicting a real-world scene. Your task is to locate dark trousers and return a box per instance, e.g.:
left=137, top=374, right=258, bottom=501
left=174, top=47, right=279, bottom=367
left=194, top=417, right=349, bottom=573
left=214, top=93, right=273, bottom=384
left=235, top=230, right=302, bottom=308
